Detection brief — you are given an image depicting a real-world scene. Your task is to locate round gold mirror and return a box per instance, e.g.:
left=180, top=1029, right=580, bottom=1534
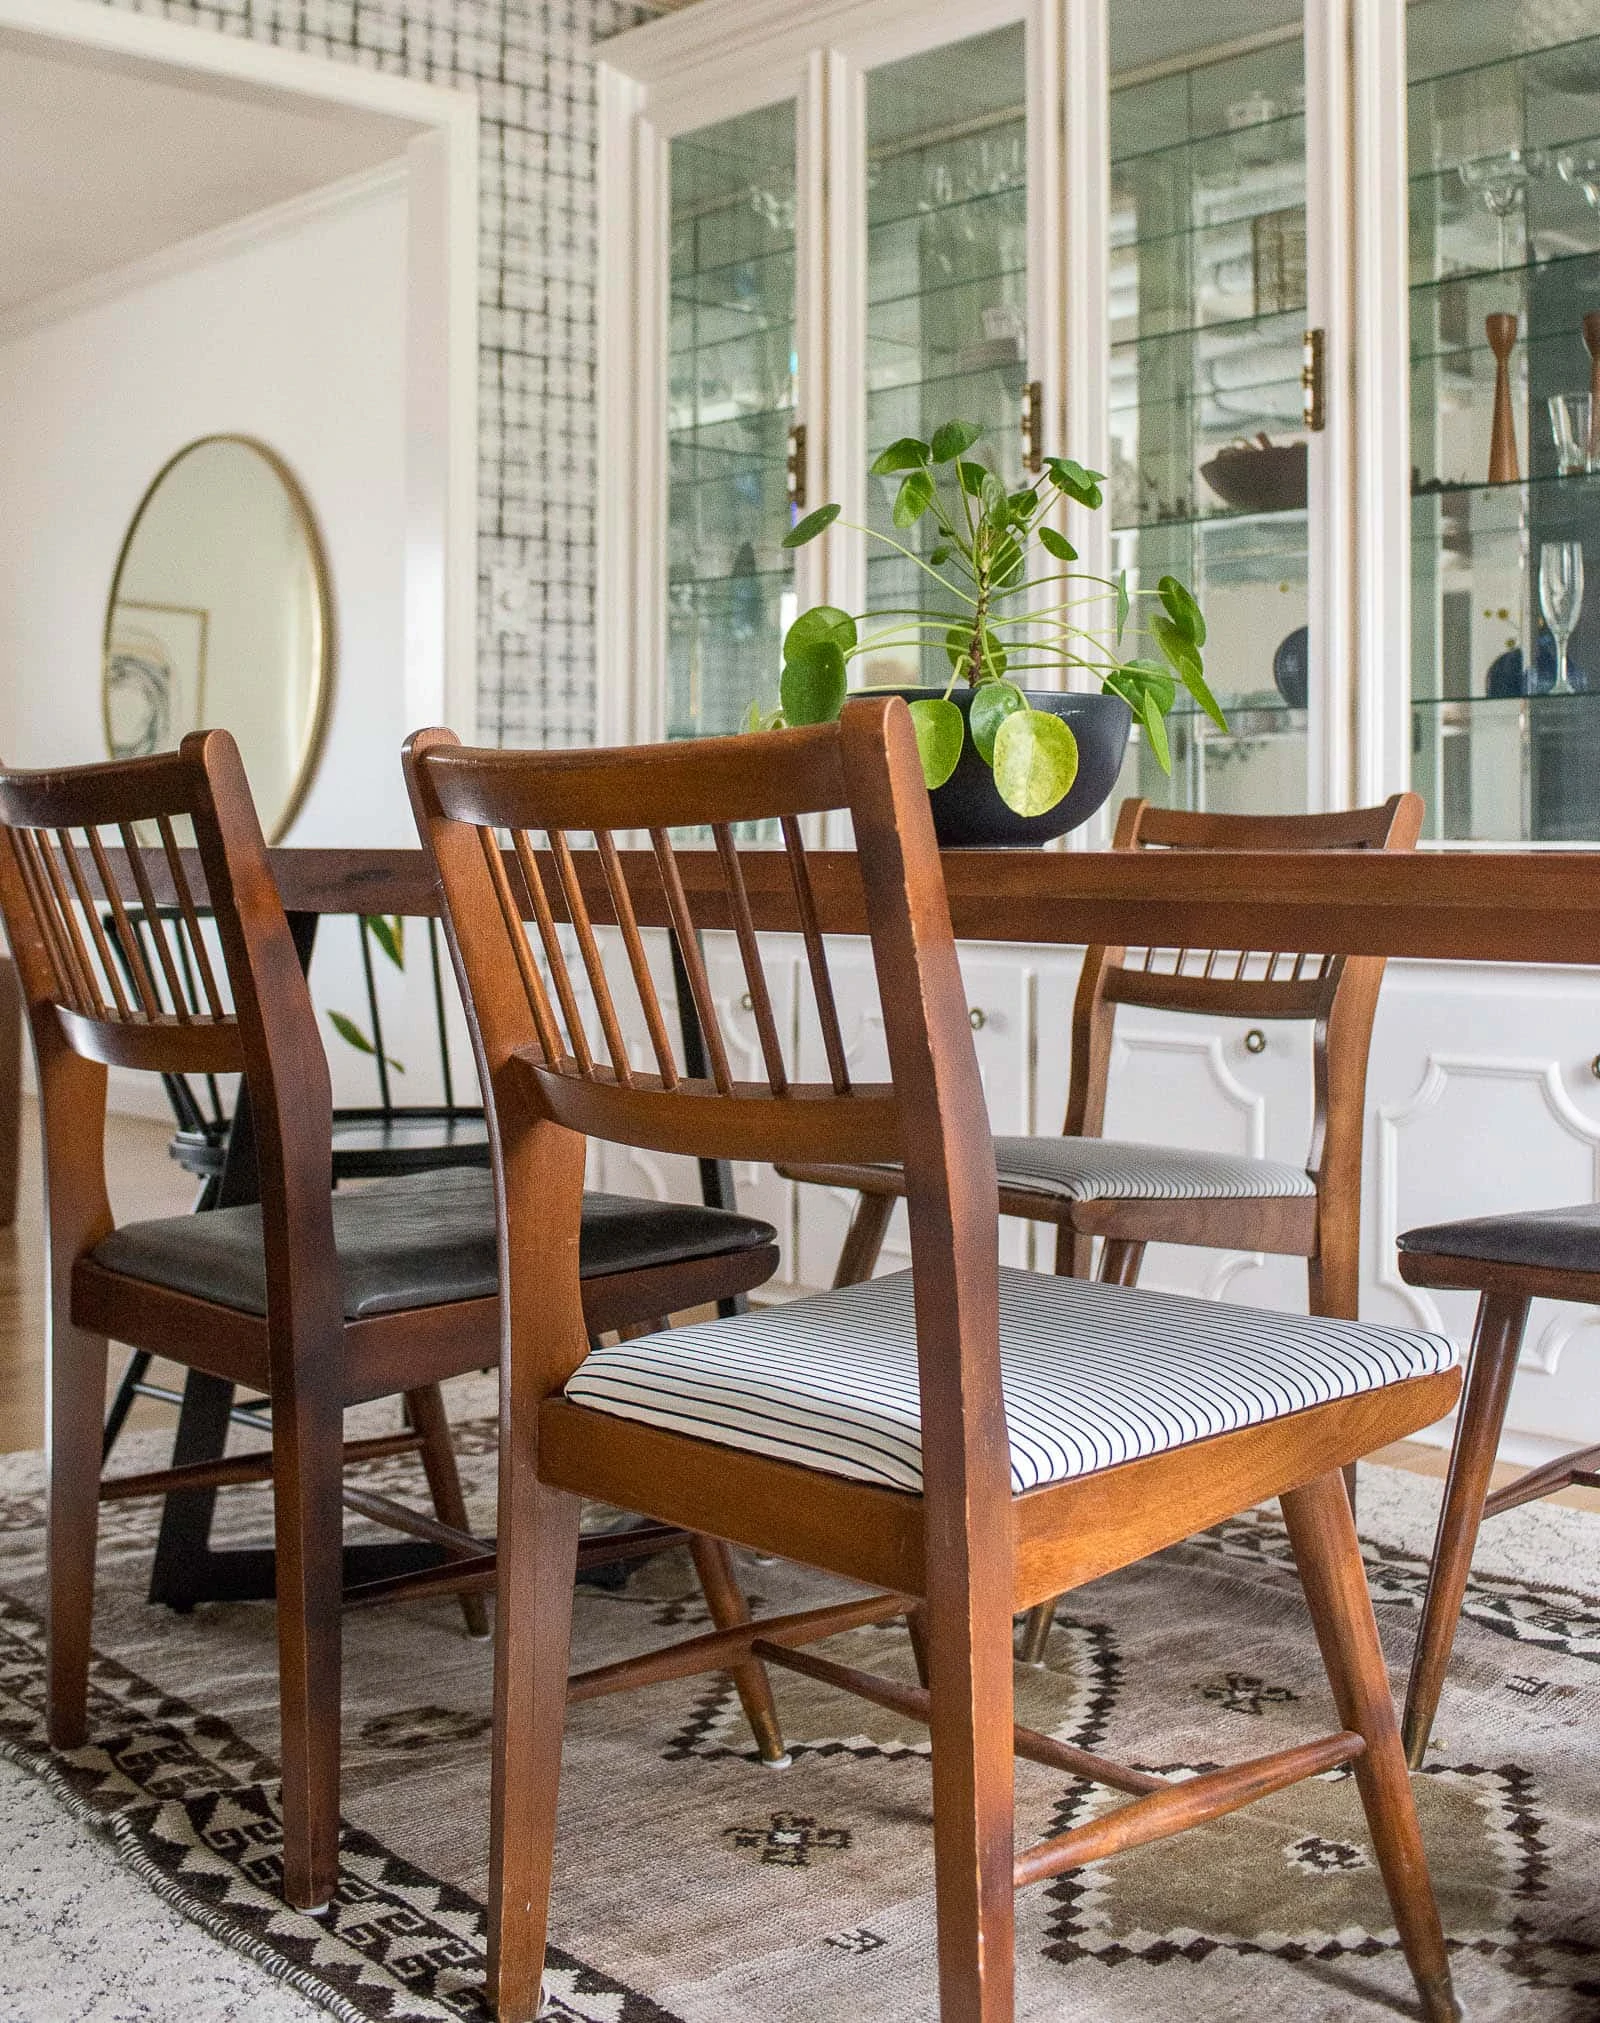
left=103, top=435, right=332, bottom=841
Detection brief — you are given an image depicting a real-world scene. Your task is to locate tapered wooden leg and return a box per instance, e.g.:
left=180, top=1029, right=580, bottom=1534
left=488, top=1477, right=582, bottom=2023
left=1281, top=1471, right=1459, bottom=2023
left=1402, top=1292, right=1528, bottom=1769
left=271, top=1379, right=346, bottom=1911
left=1305, top=1247, right=1363, bottom=1518
left=688, top=1535, right=790, bottom=1766
left=1051, top=1220, right=1092, bottom=1279
left=405, top=1386, right=490, bottom=1640
left=926, top=1577, right=1016, bottom=2021
left=907, top=1602, right=932, bottom=1689
left=1096, top=1237, right=1147, bottom=1288
left=1019, top=1236, right=1147, bottom=1666
left=48, top=1321, right=108, bottom=1749
left=833, top=1190, right=894, bottom=1287
left=1016, top=1598, right=1054, bottom=1667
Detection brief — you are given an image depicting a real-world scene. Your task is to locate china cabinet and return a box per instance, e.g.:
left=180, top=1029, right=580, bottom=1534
left=595, top=0, right=1600, bottom=1469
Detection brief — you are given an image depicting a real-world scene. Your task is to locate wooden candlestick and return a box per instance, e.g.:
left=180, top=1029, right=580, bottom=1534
left=1584, top=311, right=1600, bottom=466
left=1486, top=312, right=1520, bottom=485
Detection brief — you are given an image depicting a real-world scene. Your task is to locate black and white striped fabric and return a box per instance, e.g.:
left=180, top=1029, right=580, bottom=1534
left=566, top=1269, right=1456, bottom=1496
left=992, top=1136, right=1316, bottom=1203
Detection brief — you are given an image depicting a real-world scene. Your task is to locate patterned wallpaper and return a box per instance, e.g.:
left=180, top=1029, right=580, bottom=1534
left=100, top=0, right=650, bottom=747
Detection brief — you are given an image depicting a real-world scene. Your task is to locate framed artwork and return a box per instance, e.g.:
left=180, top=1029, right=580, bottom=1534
left=103, top=601, right=209, bottom=759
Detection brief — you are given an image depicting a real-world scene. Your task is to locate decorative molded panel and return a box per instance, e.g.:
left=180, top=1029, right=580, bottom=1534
left=1376, top=1051, right=1600, bottom=1375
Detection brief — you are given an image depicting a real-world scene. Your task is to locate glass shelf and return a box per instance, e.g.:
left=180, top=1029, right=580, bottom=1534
left=1409, top=3, right=1600, bottom=842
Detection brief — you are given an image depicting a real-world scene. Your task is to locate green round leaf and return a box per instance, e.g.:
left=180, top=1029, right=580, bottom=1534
left=1157, top=573, right=1207, bottom=649
left=1038, top=524, right=1078, bottom=563
left=780, top=639, right=847, bottom=725
left=906, top=696, right=965, bottom=789
left=870, top=436, right=931, bottom=476
left=956, top=458, right=989, bottom=496
left=1043, top=456, right=1104, bottom=509
left=969, top=680, right=1027, bottom=764
left=929, top=544, right=952, bottom=566
left=781, top=502, right=841, bottom=549
left=979, top=471, right=1010, bottom=523
left=893, top=468, right=936, bottom=528
left=991, top=708, right=1079, bottom=817
left=784, top=604, right=857, bottom=663
left=931, top=419, right=984, bottom=463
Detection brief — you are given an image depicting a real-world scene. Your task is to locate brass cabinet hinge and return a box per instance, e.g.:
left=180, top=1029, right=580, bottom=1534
left=1301, top=329, right=1326, bottom=433
left=786, top=421, right=807, bottom=512
left=1020, top=379, right=1044, bottom=474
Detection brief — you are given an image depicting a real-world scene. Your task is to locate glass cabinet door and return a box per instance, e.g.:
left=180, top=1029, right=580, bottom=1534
left=855, top=24, right=1029, bottom=686
left=666, top=103, right=798, bottom=740
left=1107, top=8, right=1312, bottom=814
left=1408, top=2, right=1600, bottom=840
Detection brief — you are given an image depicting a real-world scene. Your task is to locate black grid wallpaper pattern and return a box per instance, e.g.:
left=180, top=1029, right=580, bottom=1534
left=100, top=0, right=650, bottom=746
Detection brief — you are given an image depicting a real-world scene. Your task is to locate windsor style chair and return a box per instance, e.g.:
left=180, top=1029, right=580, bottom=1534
left=782, top=793, right=1421, bottom=1660
left=1395, top=1206, right=1600, bottom=1766
left=0, top=732, right=788, bottom=1914
left=408, top=699, right=1462, bottom=2023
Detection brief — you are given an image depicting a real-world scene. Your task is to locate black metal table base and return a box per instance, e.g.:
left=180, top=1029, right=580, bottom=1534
left=146, top=1370, right=453, bottom=1611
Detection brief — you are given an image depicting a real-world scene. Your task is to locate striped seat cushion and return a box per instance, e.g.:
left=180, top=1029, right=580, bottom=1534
left=993, top=1136, right=1316, bottom=1204
left=566, top=1269, right=1455, bottom=1495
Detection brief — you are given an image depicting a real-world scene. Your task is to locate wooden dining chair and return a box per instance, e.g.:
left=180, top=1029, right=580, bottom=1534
left=0, top=731, right=789, bottom=1914
left=782, top=793, right=1422, bottom=1660
left=1395, top=1205, right=1600, bottom=1767
left=407, top=700, right=1462, bottom=2023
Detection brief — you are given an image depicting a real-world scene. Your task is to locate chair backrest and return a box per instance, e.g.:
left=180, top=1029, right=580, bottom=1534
left=1067, top=795, right=1423, bottom=1193
left=0, top=732, right=339, bottom=1347
left=406, top=698, right=1008, bottom=1517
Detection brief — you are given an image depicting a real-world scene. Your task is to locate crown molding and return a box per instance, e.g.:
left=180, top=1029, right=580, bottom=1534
left=0, top=160, right=408, bottom=348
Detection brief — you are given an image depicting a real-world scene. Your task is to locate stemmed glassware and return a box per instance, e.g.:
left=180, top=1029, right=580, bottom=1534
left=1538, top=541, right=1586, bottom=696
left=1548, top=394, right=1595, bottom=476
left=1557, top=149, right=1600, bottom=214
left=1459, top=148, right=1548, bottom=268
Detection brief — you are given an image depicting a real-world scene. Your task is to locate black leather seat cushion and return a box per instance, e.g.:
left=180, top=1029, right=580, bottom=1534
left=89, top=1168, right=777, bottom=1321
left=1399, top=1202, right=1600, bottom=1277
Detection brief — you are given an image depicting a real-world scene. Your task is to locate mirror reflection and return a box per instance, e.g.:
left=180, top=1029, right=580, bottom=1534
left=103, top=435, right=331, bottom=840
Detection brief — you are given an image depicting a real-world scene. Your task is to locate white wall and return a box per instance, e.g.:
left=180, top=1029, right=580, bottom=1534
left=0, top=175, right=411, bottom=846
left=0, top=174, right=460, bottom=1118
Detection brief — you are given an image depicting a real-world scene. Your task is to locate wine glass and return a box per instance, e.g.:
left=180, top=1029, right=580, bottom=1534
left=1557, top=148, right=1600, bottom=213
left=1460, top=148, right=1547, bottom=268
left=1538, top=540, right=1585, bottom=696
left=1548, top=393, right=1595, bottom=476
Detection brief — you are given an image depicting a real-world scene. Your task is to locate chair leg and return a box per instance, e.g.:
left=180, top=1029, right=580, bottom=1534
left=926, top=1576, right=1017, bottom=2022
left=1281, top=1471, right=1459, bottom=2023
left=1016, top=1597, right=1055, bottom=1667
left=405, top=1386, right=490, bottom=1640
left=271, top=1378, right=346, bottom=1912
left=833, top=1190, right=894, bottom=1287
left=1096, top=1237, right=1146, bottom=1288
left=48, top=1321, right=108, bottom=1749
left=1402, top=1291, right=1528, bottom=1770
left=688, top=1535, right=790, bottom=1766
left=1306, top=1248, right=1362, bottom=1517
left=101, top=1347, right=153, bottom=1461
left=487, top=1476, right=582, bottom=2023
left=1020, top=1235, right=1147, bottom=1665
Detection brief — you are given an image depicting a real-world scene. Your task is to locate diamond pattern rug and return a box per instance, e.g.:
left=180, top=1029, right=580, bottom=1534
left=1, top=1392, right=1597, bottom=2021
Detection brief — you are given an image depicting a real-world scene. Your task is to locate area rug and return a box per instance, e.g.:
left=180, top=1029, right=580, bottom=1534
left=1, top=1389, right=1597, bottom=2022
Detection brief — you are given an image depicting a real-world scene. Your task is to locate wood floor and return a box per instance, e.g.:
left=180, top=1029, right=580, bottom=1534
left=2, top=1096, right=1596, bottom=1516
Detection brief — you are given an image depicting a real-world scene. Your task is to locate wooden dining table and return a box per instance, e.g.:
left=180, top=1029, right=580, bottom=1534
left=94, top=838, right=1600, bottom=1608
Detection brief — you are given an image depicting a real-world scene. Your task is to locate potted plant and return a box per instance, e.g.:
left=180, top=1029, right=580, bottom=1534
left=750, top=419, right=1225, bottom=845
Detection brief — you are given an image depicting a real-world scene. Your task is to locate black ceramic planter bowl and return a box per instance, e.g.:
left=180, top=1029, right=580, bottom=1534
left=876, top=687, right=1132, bottom=848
